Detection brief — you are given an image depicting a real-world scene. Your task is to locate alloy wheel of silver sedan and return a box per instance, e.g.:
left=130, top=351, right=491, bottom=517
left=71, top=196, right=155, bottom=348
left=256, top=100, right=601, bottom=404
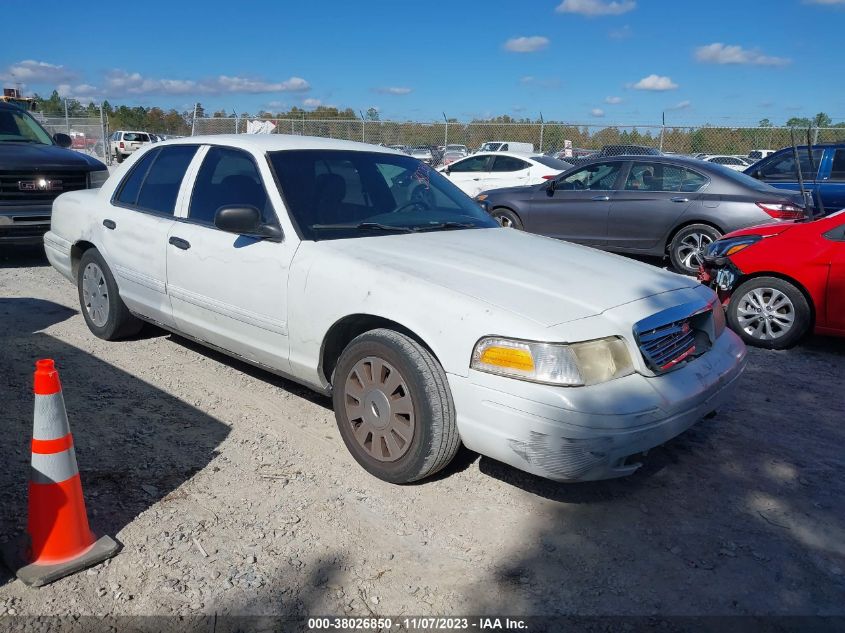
left=81, top=262, right=109, bottom=327
left=735, top=287, right=795, bottom=341
left=343, top=356, right=416, bottom=462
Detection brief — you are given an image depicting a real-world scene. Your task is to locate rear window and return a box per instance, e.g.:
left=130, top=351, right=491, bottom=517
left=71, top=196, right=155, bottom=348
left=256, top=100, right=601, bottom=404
left=531, top=155, right=572, bottom=170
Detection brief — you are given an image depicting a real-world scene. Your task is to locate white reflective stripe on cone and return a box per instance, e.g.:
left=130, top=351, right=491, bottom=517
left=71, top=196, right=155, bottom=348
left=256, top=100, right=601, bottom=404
left=31, top=447, right=79, bottom=485
left=33, top=393, right=71, bottom=441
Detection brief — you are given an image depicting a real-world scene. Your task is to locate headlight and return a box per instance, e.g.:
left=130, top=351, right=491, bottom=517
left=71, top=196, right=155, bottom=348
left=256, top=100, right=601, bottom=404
left=471, top=336, right=634, bottom=386
left=705, top=235, right=761, bottom=258
left=88, top=170, right=109, bottom=189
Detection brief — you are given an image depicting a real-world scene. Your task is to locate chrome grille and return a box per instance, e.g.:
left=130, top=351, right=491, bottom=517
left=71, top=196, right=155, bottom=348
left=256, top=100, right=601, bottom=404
left=637, top=317, right=698, bottom=372
left=0, top=171, right=88, bottom=203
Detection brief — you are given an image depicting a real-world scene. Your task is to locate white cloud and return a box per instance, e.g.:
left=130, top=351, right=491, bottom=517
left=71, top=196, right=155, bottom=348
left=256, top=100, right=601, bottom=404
left=590, top=108, right=605, bottom=117
left=604, top=96, right=622, bottom=104
left=56, top=83, right=101, bottom=99
left=667, top=100, right=691, bottom=110
left=608, top=24, right=632, bottom=38
left=103, top=70, right=311, bottom=96
left=0, top=60, right=77, bottom=85
left=520, top=76, right=561, bottom=88
left=503, top=36, right=550, bottom=53
left=557, top=0, right=635, bottom=16
left=374, top=86, right=412, bottom=95
left=804, top=0, right=845, bottom=4
left=631, top=74, right=678, bottom=91
left=302, top=98, right=322, bottom=108
left=695, top=43, right=790, bottom=66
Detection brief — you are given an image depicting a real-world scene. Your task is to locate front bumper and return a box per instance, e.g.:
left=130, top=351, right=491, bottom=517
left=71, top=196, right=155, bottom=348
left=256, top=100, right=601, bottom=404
left=0, top=204, right=52, bottom=245
left=449, top=328, right=747, bottom=482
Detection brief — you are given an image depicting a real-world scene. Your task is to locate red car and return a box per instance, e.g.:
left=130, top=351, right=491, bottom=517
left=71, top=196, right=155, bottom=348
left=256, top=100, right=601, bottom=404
left=700, top=211, right=845, bottom=349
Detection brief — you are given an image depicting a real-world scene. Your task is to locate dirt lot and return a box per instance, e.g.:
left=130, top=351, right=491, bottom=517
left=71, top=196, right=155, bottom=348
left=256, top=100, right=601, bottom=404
left=1, top=246, right=843, bottom=628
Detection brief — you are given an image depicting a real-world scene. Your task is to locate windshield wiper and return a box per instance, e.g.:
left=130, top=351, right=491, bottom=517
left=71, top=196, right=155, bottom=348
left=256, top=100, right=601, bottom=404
left=411, top=221, right=477, bottom=231
left=311, top=222, right=416, bottom=233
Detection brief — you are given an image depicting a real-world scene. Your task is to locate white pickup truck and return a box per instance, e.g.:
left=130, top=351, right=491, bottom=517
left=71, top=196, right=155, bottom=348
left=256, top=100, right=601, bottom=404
left=44, top=135, right=746, bottom=484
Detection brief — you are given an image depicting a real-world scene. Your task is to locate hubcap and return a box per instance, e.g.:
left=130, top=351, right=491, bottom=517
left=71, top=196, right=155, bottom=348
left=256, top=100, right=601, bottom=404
left=496, top=214, right=514, bottom=228
left=735, top=287, right=795, bottom=341
left=676, top=232, right=715, bottom=271
left=343, top=357, right=415, bottom=462
left=81, top=263, right=109, bottom=327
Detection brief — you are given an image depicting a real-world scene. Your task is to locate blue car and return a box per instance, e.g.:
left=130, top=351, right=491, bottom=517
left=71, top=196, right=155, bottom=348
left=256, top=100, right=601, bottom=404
left=745, top=143, right=845, bottom=213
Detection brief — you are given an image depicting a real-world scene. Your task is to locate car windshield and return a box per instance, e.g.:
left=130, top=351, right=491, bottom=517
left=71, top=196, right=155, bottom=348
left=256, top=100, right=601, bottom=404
left=269, top=149, right=498, bottom=241
left=531, top=155, right=572, bottom=169
left=0, top=109, right=53, bottom=144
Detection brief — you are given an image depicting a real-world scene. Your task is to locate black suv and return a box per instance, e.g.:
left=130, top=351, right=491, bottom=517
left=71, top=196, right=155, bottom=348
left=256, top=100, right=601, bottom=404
left=0, top=102, right=107, bottom=245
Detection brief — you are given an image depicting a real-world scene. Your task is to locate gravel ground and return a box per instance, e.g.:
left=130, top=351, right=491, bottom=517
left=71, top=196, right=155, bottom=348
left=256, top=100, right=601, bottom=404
left=1, top=246, right=843, bottom=628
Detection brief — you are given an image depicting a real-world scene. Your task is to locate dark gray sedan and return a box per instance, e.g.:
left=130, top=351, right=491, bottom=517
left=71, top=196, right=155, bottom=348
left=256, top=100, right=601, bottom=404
left=476, top=155, right=805, bottom=274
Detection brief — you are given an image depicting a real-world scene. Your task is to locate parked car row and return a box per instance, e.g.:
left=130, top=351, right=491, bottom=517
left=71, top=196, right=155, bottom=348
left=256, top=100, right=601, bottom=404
left=44, top=135, right=748, bottom=486
left=437, top=151, right=573, bottom=197
left=108, top=130, right=178, bottom=163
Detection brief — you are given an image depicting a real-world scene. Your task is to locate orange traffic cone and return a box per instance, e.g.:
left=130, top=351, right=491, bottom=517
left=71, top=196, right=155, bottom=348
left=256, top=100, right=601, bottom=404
left=4, top=359, right=120, bottom=587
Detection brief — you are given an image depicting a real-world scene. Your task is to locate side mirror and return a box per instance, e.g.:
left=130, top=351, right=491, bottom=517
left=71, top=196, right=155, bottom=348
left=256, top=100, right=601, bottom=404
left=213, top=206, right=282, bottom=241
left=545, top=178, right=557, bottom=194
left=53, top=133, right=72, bottom=148
left=751, top=169, right=762, bottom=180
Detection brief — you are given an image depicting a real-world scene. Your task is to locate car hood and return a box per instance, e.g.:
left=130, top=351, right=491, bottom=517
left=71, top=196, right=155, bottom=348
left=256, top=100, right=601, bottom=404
left=0, top=142, right=106, bottom=171
left=323, top=228, right=698, bottom=327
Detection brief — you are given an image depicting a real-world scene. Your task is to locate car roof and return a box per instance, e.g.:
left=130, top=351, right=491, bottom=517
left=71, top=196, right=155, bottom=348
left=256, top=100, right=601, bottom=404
left=158, top=134, right=405, bottom=156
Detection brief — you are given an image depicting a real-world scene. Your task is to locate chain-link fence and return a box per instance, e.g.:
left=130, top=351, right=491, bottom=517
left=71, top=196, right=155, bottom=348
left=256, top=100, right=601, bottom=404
left=36, top=114, right=109, bottom=163
left=193, top=116, right=845, bottom=165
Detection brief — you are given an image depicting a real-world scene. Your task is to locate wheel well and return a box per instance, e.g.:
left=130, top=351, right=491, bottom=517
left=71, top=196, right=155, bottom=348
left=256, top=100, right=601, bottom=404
left=491, top=206, right=520, bottom=219
left=665, top=220, right=724, bottom=253
left=319, top=314, right=437, bottom=387
left=734, top=272, right=816, bottom=327
left=70, top=240, right=96, bottom=278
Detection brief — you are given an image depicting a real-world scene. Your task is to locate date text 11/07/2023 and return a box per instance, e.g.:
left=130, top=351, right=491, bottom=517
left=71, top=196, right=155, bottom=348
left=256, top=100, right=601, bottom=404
left=307, top=617, right=529, bottom=630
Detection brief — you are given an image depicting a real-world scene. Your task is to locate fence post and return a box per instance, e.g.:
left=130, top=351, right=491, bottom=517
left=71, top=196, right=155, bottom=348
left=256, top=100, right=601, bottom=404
left=443, top=112, right=448, bottom=148
left=359, top=110, right=366, bottom=143
left=64, top=98, right=70, bottom=135
left=658, top=111, right=665, bottom=152
left=191, top=103, right=198, bottom=136
left=812, top=127, right=820, bottom=145
left=99, top=103, right=109, bottom=166
left=539, top=113, right=544, bottom=152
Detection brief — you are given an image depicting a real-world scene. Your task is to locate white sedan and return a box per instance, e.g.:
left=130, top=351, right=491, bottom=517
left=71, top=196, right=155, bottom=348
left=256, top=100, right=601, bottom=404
left=45, top=135, right=746, bottom=483
left=699, top=155, right=749, bottom=171
left=439, top=151, right=571, bottom=197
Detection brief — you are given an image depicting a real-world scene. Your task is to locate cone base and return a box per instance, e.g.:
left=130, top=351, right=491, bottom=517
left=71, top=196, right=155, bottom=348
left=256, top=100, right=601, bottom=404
left=3, top=534, right=120, bottom=587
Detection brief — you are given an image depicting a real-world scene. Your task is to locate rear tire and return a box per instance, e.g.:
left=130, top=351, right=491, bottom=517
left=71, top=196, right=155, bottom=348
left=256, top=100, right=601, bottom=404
left=491, top=208, right=523, bottom=230
left=726, top=276, right=810, bottom=349
left=77, top=249, right=142, bottom=340
left=332, top=329, right=459, bottom=483
left=669, top=224, right=722, bottom=275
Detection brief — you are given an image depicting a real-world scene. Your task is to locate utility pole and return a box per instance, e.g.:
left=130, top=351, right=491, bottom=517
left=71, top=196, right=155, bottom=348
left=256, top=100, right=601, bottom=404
left=191, top=103, right=198, bottom=136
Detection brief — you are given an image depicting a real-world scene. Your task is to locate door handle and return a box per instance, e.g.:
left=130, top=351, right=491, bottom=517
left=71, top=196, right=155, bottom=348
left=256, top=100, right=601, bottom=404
left=671, top=197, right=690, bottom=203
left=168, top=236, right=191, bottom=250
left=102, top=219, right=116, bottom=230
left=591, top=195, right=610, bottom=201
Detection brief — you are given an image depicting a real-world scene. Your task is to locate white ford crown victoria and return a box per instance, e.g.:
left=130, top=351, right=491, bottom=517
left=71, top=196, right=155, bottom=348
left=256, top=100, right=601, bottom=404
left=44, top=135, right=747, bottom=484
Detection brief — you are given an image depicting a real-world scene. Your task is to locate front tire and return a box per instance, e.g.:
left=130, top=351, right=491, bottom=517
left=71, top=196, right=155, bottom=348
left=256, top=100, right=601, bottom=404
left=726, top=277, right=810, bottom=349
left=332, top=329, right=460, bottom=483
left=491, top=208, right=523, bottom=230
left=77, top=249, right=142, bottom=340
left=669, top=224, right=722, bottom=275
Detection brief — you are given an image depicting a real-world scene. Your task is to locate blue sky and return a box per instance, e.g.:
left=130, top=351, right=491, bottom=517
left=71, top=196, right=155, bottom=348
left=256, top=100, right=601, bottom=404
left=2, top=0, right=843, bottom=124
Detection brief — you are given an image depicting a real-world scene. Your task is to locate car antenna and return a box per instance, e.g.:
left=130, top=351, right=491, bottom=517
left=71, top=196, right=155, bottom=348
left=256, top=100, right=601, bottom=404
left=806, top=125, right=824, bottom=220
left=790, top=128, right=809, bottom=220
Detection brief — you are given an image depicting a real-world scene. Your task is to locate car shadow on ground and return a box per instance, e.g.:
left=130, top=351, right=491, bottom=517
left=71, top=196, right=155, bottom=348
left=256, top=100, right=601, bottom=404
left=461, top=345, right=845, bottom=620
left=0, top=297, right=231, bottom=589
left=0, top=245, right=48, bottom=269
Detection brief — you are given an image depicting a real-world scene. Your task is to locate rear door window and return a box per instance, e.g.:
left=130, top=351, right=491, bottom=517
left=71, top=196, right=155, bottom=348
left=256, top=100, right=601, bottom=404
left=115, top=148, right=159, bottom=206
left=132, top=145, right=198, bottom=215
left=491, top=156, right=529, bottom=172
left=624, top=162, right=709, bottom=192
